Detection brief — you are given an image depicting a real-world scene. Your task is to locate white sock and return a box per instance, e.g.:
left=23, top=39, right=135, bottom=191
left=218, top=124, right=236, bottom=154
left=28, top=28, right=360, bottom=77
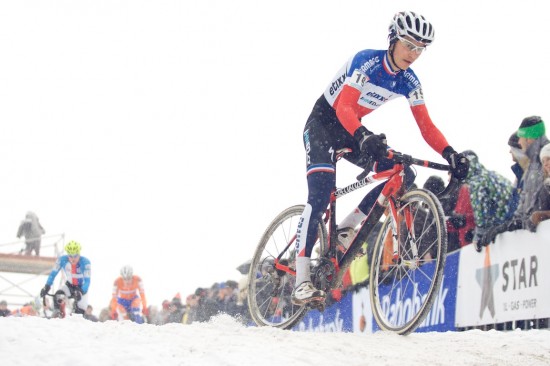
left=295, top=256, right=311, bottom=286
left=338, top=207, right=367, bottom=230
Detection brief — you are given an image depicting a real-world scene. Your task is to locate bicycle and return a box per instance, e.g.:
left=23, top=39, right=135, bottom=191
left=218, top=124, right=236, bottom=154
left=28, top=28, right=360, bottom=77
left=41, top=284, right=84, bottom=319
left=247, top=148, right=457, bottom=335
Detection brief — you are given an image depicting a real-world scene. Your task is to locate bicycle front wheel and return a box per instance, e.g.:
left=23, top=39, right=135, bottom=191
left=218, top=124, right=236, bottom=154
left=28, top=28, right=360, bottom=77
left=247, top=204, right=327, bottom=329
left=369, top=188, right=447, bottom=335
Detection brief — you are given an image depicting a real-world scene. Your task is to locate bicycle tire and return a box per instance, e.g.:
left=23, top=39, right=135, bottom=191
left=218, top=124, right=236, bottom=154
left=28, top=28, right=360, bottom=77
left=369, top=188, right=447, bottom=335
left=247, top=204, right=328, bottom=329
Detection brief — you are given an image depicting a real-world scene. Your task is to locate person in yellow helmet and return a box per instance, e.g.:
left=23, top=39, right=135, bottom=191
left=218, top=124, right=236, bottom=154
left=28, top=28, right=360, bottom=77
left=39, top=241, right=91, bottom=315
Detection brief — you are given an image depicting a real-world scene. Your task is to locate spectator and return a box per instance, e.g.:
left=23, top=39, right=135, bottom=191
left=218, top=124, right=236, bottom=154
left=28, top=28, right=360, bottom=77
left=84, top=305, right=99, bottom=322
left=165, top=295, right=185, bottom=324
left=157, top=300, right=171, bottom=325
left=182, top=294, right=200, bottom=324
left=528, top=144, right=550, bottom=229
left=459, top=151, right=517, bottom=252
left=0, top=300, right=11, bottom=317
left=507, top=132, right=527, bottom=214
left=39, top=240, right=91, bottom=315
left=98, top=308, right=111, bottom=322
left=110, top=265, right=148, bottom=324
left=11, top=302, right=38, bottom=317
left=508, top=132, right=528, bottom=193
left=145, top=305, right=161, bottom=325
left=424, top=174, right=476, bottom=252
left=193, top=287, right=219, bottom=323
left=16, top=211, right=45, bottom=256
left=423, top=175, right=445, bottom=196
left=481, top=116, right=549, bottom=244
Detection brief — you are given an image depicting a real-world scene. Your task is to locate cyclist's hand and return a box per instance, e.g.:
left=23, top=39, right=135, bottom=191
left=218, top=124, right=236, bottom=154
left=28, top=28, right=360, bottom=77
left=73, top=289, right=83, bottom=302
left=40, top=284, right=51, bottom=298
left=354, top=126, right=387, bottom=160
left=442, top=147, right=469, bottom=180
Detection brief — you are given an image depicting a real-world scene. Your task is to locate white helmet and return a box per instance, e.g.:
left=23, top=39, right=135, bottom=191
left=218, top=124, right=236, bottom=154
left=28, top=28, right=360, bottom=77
left=389, top=11, right=435, bottom=45
left=120, top=265, right=133, bottom=280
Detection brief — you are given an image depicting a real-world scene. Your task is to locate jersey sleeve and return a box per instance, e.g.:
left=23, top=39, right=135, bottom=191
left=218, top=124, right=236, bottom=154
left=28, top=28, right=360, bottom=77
left=410, top=103, right=450, bottom=155
left=334, top=85, right=365, bottom=136
left=80, top=258, right=91, bottom=293
left=46, top=256, right=65, bottom=286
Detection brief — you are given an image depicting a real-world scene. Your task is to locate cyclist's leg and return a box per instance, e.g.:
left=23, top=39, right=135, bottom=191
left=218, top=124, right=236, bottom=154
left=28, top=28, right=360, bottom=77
left=130, top=297, right=144, bottom=324
left=294, top=100, right=343, bottom=303
left=116, top=298, right=131, bottom=320
left=74, top=292, right=88, bottom=315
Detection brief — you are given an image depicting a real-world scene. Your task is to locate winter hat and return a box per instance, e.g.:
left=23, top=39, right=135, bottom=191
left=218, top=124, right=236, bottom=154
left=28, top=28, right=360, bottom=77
left=517, top=116, right=545, bottom=139
left=540, top=143, right=550, bottom=161
left=508, top=132, right=521, bottom=149
left=423, top=175, right=445, bottom=194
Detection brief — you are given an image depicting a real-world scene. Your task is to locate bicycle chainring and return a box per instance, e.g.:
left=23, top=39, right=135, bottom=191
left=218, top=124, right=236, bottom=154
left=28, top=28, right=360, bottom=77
left=310, top=257, right=335, bottom=292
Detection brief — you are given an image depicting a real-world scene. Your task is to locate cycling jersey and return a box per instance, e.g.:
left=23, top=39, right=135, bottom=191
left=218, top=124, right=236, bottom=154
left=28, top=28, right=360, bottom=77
left=46, top=255, right=91, bottom=294
left=323, top=49, right=449, bottom=154
left=110, top=275, right=147, bottom=321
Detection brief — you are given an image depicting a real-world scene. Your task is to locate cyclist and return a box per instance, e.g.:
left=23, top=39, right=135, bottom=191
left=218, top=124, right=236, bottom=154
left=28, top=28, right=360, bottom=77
left=40, top=240, right=91, bottom=315
left=291, top=11, right=469, bottom=306
left=110, top=265, right=148, bottom=324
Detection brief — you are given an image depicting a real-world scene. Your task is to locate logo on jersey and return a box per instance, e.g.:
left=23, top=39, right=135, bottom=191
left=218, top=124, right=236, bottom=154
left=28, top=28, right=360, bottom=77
left=403, top=71, right=420, bottom=89
left=304, top=129, right=311, bottom=164
left=359, top=56, right=380, bottom=73
left=329, top=73, right=347, bottom=96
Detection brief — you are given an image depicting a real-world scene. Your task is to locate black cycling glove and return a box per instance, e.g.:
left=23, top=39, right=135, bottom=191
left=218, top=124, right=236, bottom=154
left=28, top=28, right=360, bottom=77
left=442, top=146, right=469, bottom=180
left=40, top=284, right=51, bottom=298
left=354, top=126, right=387, bottom=160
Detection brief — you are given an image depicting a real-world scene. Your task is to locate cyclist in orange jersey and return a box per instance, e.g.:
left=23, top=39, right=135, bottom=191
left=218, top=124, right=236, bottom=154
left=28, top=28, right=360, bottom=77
left=110, top=265, right=148, bottom=324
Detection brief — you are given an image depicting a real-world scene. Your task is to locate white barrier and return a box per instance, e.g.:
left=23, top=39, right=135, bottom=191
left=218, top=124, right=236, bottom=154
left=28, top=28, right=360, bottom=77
left=456, top=220, right=550, bottom=327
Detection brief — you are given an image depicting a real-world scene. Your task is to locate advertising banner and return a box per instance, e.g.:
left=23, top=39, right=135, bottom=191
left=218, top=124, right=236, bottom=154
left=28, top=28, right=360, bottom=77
left=455, top=221, right=550, bottom=327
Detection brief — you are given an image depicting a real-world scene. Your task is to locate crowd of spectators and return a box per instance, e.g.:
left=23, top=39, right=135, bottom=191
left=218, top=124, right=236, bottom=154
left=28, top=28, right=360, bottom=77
left=421, top=115, right=550, bottom=253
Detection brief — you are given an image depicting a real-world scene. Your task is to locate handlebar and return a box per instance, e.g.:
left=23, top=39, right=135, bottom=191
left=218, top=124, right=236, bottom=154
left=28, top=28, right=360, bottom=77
left=354, top=149, right=461, bottom=201
left=387, top=150, right=450, bottom=171
left=356, top=149, right=449, bottom=181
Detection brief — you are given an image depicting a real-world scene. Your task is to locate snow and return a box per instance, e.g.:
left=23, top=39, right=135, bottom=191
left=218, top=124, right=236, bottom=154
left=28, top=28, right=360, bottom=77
left=2, top=314, right=550, bottom=365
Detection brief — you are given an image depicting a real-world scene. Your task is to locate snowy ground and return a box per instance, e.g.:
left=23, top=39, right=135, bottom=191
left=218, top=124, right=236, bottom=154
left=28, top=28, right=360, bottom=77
left=2, top=314, right=549, bottom=366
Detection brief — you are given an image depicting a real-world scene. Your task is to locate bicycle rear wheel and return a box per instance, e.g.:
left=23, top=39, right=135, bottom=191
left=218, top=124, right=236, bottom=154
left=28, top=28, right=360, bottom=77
left=369, top=188, right=447, bottom=335
left=247, top=204, right=328, bottom=329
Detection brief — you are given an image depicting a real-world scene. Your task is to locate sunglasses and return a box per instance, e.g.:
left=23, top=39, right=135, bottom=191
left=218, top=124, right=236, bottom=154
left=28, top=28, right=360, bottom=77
left=397, top=36, right=427, bottom=54
left=68, top=254, right=79, bottom=259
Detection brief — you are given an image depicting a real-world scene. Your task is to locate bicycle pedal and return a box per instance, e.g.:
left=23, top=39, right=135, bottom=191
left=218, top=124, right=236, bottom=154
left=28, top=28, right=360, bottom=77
left=307, top=299, right=326, bottom=312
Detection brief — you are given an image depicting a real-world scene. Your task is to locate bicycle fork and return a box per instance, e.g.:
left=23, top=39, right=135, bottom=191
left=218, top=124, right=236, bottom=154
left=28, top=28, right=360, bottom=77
left=388, top=196, right=420, bottom=269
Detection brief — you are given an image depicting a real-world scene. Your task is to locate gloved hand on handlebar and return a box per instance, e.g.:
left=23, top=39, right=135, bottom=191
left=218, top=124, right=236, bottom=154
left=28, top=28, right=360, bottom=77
left=72, top=288, right=83, bottom=302
left=354, top=126, right=388, bottom=160
left=40, top=284, right=51, bottom=298
left=442, top=146, right=469, bottom=180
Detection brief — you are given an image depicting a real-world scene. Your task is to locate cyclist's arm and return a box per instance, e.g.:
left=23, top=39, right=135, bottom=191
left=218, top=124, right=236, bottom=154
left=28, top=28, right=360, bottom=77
left=137, top=276, right=147, bottom=310
left=110, top=280, right=119, bottom=312
left=79, top=257, right=91, bottom=293
left=334, top=85, right=373, bottom=136
left=411, top=104, right=450, bottom=154
left=45, top=256, right=66, bottom=286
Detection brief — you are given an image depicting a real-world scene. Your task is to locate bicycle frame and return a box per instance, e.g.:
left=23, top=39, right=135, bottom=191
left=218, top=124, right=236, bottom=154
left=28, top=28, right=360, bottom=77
left=273, top=149, right=451, bottom=292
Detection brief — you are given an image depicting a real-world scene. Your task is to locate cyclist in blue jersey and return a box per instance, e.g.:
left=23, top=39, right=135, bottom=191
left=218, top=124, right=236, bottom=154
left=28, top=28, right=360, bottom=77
left=40, top=241, right=91, bottom=315
left=291, top=11, right=470, bottom=305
